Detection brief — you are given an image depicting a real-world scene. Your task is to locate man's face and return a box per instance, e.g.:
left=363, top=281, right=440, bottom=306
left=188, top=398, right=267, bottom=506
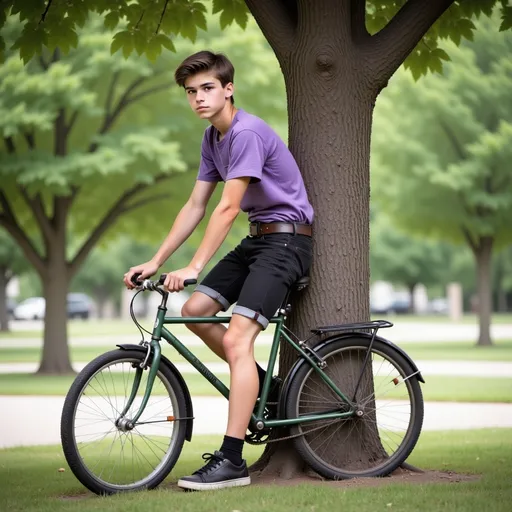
left=184, top=71, right=233, bottom=119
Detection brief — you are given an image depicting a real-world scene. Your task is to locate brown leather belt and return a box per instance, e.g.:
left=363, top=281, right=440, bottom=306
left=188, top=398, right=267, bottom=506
left=249, top=222, right=312, bottom=237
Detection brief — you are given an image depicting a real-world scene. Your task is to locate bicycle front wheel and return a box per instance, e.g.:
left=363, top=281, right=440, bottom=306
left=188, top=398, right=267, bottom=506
left=61, top=349, right=188, bottom=494
left=286, top=337, right=423, bottom=479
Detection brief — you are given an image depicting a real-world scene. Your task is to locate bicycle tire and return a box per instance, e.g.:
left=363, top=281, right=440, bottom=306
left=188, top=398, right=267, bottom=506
left=285, top=336, right=423, bottom=479
left=61, top=349, right=188, bottom=494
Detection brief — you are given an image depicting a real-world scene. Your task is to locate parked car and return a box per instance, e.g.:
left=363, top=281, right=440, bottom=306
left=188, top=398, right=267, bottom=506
left=13, top=294, right=93, bottom=320
left=13, top=297, right=45, bottom=320
left=67, top=293, right=92, bottom=319
left=7, top=297, right=17, bottom=316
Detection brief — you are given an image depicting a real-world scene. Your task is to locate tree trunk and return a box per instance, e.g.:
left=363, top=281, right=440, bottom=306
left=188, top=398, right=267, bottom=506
left=408, top=283, right=417, bottom=314
left=0, top=267, right=10, bottom=332
left=251, top=4, right=376, bottom=478
left=37, top=227, right=74, bottom=374
left=473, top=237, right=493, bottom=347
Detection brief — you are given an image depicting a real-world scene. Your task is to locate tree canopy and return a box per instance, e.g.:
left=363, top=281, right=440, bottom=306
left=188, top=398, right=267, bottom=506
left=371, top=13, right=512, bottom=344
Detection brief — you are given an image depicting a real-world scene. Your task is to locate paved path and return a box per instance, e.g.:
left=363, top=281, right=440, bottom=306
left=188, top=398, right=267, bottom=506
left=1, top=322, right=511, bottom=348
left=1, top=360, right=512, bottom=377
left=1, top=396, right=511, bottom=449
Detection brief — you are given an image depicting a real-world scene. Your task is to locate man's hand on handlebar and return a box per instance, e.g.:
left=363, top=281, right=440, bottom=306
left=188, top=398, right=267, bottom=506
left=123, top=260, right=159, bottom=290
left=162, top=266, right=199, bottom=293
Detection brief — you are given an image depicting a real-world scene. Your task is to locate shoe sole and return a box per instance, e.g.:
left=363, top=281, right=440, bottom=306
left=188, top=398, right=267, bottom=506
left=177, top=476, right=251, bottom=491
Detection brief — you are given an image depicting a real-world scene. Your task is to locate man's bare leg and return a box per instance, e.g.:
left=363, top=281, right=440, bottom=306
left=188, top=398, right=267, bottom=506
left=181, top=292, right=226, bottom=360
left=222, top=314, right=261, bottom=438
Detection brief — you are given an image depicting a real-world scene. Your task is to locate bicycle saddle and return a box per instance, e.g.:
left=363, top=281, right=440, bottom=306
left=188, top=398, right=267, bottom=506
left=293, top=276, right=310, bottom=292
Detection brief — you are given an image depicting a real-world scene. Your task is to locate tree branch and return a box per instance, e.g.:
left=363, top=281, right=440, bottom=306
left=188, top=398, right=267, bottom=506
left=69, top=175, right=171, bottom=275
left=3, top=136, right=15, bottom=154
left=88, top=76, right=147, bottom=153
left=156, top=0, right=170, bottom=34
left=105, top=71, right=120, bottom=118
left=368, top=0, right=455, bottom=85
left=120, top=193, right=172, bottom=214
left=461, top=226, right=478, bottom=254
left=127, top=82, right=173, bottom=104
left=244, top=0, right=297, bottom=58
left=439, top=120, right=467, bottom=160
left=66, top=110, right=79, bottom=136
left=351, top=0, right=370, bottom=44
left=24, top=131, right=35, bottom=150
left=0, top=191, right=45, bottom=276
left=40, top=0, right=53, bottom=24
left=17, top=185, right=54, bottom=247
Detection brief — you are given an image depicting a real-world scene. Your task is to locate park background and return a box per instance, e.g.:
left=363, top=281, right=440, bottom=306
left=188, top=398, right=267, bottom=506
left=0, top=1, right=511, bottom=511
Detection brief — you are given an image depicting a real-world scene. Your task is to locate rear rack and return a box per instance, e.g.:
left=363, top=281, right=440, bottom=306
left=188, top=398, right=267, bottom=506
left=310, top=319, right=393, bottom=335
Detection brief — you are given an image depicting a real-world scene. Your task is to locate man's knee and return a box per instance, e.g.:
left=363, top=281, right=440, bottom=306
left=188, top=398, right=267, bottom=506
left=181, top=294, right=222, bottom=332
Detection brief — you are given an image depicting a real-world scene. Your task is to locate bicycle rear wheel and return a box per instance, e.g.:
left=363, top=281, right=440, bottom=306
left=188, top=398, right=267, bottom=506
left=61, top=349, right=188, bottom=494
left=286, top=337, right=423, bottom=479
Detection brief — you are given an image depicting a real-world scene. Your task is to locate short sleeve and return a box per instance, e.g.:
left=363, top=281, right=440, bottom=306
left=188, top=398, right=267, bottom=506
left=226, top=130, right=265, bottom=183
left=197, top=133, right=221, bottom=182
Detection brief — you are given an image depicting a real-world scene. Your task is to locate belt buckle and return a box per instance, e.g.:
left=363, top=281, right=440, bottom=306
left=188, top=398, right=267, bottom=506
left=249, top=222, right=260, bottom=237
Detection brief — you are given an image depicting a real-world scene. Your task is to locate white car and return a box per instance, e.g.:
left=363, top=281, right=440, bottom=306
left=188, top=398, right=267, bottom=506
left=13, top=297, right=46, bottom=320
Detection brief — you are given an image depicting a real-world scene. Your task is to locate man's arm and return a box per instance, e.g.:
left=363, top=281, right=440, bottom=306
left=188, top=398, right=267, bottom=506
left=123, top=180, right=217, bottom=288
left=162, top=177, right=250, bottom=292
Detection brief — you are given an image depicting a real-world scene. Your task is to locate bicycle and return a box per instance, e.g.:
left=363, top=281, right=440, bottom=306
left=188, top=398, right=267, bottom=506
left=61, top=273, right=424, bottom=495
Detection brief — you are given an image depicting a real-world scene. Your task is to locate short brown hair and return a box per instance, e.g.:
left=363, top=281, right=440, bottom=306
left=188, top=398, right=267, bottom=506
left=174, top=51, right=235, bottom=104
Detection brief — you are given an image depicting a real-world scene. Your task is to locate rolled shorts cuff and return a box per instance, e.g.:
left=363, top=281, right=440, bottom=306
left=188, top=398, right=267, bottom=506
left=195, top=285, right=231, bottom=311
left=232, top=305, right=269, bottom=330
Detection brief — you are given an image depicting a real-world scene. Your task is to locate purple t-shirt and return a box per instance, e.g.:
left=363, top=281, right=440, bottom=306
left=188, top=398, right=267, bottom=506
left=197, top=110, right=314, bottom=224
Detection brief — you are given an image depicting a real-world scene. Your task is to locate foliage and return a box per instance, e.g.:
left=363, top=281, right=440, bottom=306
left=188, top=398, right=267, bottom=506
left=370, top=212, right=452, bottom=289
left=371, top=14, right=512, bottom=249
left=1, top=1, right=511, bottom=79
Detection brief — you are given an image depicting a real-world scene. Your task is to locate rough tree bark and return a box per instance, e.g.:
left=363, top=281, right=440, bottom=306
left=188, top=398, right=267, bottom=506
left=244, top=0, right=455, bottom=477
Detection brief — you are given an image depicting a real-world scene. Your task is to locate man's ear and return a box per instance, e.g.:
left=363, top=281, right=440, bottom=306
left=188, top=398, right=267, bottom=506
left=225, top=82, right=234, bottom=100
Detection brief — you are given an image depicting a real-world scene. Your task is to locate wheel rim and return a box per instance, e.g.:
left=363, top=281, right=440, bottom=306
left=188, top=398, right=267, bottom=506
left=71, top=357, right=181, bottom=490
left=295, top=345, right=419, bottom=476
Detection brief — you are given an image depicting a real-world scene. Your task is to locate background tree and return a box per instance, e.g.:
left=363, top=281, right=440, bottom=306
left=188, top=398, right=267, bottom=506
left=0, top=229, right=29, bottom=331
left=2, top=0, right=512, bottom=477
left=0, top=14, right=287, bottom=374
left=370, top=213, right=451, bottom=311
left=372, top=14, right=512, bottom=345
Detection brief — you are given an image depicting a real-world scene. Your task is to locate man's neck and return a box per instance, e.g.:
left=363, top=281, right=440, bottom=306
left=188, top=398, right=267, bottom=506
left=211, top=105, right=238, bottom=140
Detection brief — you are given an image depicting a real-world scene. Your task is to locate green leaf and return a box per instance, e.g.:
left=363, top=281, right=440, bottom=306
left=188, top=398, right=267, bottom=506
left=104, top=11, right=120, bottom=31
left=133, top=30, right=147, bottom=56
left=110, top=30, right=132, bottom=56
left=458, top=18, right=476, bottom=42
left=155, top=33, right=175, bottom=53
left=500, top=7, right=512, bottom=32
left=145, top=36, right=161, bottom=61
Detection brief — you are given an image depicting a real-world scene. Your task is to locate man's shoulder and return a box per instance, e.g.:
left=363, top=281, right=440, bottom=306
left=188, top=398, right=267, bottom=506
left=232, top=110, right=273, bottom=138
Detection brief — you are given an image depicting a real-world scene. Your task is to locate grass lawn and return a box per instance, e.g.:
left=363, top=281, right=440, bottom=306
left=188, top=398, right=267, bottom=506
left=0, top=429, right=511, bottom=512
left=1, top=312, right=511, bottom=341
left=0, top=371, right=510, bottom=402
left=1, top=339, right=512, bottom=364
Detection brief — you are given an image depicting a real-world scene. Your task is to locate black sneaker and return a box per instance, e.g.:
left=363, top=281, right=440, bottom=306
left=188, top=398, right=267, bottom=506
left=177, top=451, right=250, bottom=491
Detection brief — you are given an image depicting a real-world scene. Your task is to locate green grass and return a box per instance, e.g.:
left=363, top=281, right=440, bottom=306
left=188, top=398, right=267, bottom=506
left=1, top=429, right=511, bottom=512
left=1, top=339, right=512, bottom=364
left=0, top=371, right=510, bottom=402
left=400, top=340, right=512, bottom=361
left=1, top=312, right=511, bottom=341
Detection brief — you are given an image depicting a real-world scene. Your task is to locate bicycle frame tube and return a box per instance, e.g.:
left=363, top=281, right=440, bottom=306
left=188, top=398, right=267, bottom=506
left=128, top=306, right=355, bottom=428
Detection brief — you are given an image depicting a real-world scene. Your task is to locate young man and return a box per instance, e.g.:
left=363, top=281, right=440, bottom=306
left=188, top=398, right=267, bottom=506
left=123, top=50, right=314, bottom=491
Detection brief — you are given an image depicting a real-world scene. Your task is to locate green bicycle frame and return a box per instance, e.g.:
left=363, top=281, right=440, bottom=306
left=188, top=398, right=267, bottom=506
left=125, top=302, right=355, bottom=428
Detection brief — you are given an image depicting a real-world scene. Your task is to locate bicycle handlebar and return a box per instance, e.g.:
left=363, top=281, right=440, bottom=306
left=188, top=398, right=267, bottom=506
left=130, top=273, right=197, bottom=290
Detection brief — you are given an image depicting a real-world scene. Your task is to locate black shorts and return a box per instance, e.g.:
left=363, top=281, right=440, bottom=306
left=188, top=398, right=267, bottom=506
left=195, top=233, right=312, bottom=329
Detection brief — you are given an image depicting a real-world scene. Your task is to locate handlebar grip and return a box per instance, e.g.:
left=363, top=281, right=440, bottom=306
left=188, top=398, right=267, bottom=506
left=158, top=274, right=197, bottom=287
left=131, top=273, right=142, bottom=286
